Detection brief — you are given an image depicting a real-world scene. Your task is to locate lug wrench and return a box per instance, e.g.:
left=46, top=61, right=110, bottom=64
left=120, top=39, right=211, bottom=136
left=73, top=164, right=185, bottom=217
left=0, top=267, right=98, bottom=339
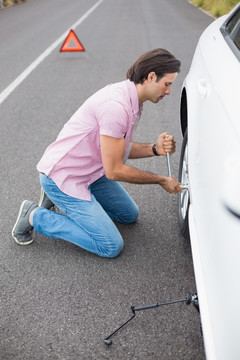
left=166, top=152, right=172, bottom=178
left=166, top=152, right=188, bottom=190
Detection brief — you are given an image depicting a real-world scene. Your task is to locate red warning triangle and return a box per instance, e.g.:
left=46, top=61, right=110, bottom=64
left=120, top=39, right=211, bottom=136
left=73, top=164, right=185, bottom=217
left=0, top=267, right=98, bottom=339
left=60, top=29, right=85, bottom=52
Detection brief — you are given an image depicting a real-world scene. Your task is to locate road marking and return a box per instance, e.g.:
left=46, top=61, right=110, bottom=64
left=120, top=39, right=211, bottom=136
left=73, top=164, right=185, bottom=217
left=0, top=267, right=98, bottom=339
left=0, top=0, right=104, bottom=105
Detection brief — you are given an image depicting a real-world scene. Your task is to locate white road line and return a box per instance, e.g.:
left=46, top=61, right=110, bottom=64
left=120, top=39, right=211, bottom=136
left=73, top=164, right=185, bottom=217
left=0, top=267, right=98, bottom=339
left=0, top=0, right=104, bottom=106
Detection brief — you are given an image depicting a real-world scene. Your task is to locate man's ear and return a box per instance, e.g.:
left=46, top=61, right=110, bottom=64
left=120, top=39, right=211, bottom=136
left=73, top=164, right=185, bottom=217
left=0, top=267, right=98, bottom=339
left=147, top=72, right=156, bottom=82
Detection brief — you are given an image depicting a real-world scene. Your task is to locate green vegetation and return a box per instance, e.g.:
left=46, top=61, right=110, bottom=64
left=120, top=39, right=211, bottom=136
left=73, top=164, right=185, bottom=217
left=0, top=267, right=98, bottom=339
left=1, top=0, right=239, bottom=16
left=191, top=0, right=239, bottom=17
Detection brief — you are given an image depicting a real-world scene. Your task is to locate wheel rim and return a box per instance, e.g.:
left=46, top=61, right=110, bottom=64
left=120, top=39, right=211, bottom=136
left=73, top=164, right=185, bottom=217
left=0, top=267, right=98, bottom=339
left=180, top=142, right=189, bottom=220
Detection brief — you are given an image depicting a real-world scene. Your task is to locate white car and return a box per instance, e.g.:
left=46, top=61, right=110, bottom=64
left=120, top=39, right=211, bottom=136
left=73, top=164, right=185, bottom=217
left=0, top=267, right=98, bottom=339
left=177, top=4, right=240, bottom=360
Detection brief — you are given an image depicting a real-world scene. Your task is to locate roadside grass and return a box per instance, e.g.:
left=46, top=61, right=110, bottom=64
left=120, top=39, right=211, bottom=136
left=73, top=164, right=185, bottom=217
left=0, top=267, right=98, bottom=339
left=0, top=0, right=26, bottom=8
left=191, top=0, right=239, bottom=17
left=1, top=0, right=239, bottom=16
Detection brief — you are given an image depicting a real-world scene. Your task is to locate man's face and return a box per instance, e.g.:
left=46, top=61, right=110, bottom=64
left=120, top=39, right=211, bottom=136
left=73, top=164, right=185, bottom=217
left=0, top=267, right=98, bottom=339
left=148, top=72, right=177, bottom=103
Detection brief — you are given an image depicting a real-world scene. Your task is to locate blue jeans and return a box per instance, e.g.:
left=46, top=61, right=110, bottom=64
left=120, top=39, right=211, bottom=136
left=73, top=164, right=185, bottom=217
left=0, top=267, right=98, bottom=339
left=33, top=174, right=139, bottom=258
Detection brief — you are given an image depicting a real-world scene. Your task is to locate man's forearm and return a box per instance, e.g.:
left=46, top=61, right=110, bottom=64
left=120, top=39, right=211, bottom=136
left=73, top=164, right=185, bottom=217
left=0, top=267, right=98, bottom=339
left=107, top=162, right=166, bottom=186
left=128, top=142, right=155, bottom=159
left=106, top=163, right=181, bottom=194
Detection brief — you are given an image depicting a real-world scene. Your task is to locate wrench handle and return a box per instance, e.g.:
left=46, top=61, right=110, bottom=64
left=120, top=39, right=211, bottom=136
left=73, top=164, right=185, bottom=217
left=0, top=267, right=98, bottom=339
left=166, top=152, right=172, bottom=178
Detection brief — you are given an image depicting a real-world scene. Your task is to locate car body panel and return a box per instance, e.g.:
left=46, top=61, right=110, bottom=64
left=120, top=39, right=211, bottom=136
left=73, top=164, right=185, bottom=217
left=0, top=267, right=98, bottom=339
left=180, top=5, right=240, bottom=359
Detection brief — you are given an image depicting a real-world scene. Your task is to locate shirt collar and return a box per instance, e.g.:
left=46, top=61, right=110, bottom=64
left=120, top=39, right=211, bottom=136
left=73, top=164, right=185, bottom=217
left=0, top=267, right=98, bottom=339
left=126, top=79, right=141, bottom=116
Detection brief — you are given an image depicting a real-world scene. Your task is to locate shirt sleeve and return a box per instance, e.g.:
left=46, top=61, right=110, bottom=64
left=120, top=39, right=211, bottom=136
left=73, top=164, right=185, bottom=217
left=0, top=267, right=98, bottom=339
left=97, top=100, right=129, bottom=138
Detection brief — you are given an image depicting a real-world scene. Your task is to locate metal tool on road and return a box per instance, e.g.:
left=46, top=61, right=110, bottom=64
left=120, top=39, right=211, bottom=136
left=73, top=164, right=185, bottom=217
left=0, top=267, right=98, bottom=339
left=166, top=152, right=188, bottom=190
left=103, top=153, right=195, bottom=346
left=103, top=293, right=199, bottom=346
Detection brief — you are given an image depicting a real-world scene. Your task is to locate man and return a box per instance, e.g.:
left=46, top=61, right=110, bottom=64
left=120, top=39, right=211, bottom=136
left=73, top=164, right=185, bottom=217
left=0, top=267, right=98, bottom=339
left=12, top=48, right=182, bottom=258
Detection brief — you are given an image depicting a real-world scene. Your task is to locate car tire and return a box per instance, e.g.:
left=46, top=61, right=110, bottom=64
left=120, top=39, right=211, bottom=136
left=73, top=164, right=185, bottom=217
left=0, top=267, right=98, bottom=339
left=177, top=129, right=190, bottom=240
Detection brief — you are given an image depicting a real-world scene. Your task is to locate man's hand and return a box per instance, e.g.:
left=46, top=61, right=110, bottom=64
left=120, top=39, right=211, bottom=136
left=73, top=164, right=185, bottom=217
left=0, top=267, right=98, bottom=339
left=161, top=176, right=182, bottom=194
left=156, top=132, right=176, bottom=156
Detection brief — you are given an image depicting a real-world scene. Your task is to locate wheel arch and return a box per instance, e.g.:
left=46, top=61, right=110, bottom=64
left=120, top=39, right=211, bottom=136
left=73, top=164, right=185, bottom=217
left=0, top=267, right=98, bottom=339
left=180, top=87, right=188, bottom=136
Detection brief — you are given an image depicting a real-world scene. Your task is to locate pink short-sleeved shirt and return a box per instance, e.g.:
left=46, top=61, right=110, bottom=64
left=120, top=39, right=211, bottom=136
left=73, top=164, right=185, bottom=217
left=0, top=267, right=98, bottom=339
left=37, top=80, right=141, bottom=201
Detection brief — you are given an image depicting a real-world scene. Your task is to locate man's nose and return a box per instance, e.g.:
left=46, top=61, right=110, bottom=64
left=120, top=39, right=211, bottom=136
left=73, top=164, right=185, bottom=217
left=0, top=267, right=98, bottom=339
left=165, top=87, right=171, bottom=95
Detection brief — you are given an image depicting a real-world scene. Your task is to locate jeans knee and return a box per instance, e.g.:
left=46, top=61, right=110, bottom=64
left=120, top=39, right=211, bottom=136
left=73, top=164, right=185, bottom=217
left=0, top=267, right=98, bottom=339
left=120, top=205, right=139, bottom=224
left=129, top=206, right=139, bottom=223
left=104, top=237, right=124, bottom=258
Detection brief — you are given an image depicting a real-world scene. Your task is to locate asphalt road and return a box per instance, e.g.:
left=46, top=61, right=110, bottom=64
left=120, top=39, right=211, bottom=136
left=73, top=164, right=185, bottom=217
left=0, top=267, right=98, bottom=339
left=0, top=1, right=212, bottom=359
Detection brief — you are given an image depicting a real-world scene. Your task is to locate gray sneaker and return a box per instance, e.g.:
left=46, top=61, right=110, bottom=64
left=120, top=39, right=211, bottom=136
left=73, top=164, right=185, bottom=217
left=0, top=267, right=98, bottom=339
left=12, top=200, right=38, bottom=245
left=38, top=188, right=54, bottom=209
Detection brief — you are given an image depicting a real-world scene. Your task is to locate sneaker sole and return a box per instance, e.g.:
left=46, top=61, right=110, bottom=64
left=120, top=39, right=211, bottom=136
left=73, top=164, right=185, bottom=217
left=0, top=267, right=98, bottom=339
left=12, top=200, right=33, bottom=245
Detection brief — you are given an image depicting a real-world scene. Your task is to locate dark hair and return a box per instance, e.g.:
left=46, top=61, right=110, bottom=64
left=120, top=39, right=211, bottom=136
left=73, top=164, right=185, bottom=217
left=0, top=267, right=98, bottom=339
left=126, top=49, right=181, bottom=84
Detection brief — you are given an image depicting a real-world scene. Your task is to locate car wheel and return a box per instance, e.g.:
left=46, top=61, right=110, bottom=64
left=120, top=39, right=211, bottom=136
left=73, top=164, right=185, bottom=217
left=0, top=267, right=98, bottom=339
left=177, top=129, right=190, bottom=240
